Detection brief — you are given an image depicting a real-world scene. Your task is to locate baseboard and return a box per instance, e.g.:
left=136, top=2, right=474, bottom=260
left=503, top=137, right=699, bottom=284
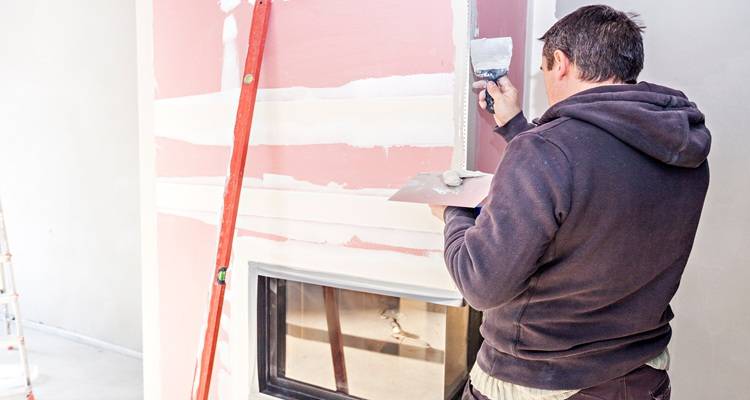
left=22, top=320, right=143, bottom=360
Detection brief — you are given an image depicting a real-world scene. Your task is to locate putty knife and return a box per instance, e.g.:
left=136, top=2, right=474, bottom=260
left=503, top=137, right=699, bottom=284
left=470, top=37, right=513, bottom=114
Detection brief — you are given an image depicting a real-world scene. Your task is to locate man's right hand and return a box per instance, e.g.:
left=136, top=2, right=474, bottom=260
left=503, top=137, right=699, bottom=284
left=473, top=76, right=522, bottom=127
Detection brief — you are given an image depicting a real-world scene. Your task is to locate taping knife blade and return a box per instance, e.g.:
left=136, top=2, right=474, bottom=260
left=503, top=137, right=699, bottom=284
left=470, top=37, right=513, bottom=114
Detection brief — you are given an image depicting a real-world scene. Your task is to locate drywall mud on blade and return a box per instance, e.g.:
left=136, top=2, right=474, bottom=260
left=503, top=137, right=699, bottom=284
left=470, top=37, right=513, bottom=114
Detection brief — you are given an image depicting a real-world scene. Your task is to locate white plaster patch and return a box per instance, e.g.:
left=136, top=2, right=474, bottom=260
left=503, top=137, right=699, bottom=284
left=219, top=0, right=241, bottom=13
left=163, top=208, right=443, bottom=252
left=221, top=14, right=241, bottom=91
left=155, top=93, right=455, bottom=148
left=155, top=181, right=444, bottom=234
left=154, top=74, right=456, bottom=147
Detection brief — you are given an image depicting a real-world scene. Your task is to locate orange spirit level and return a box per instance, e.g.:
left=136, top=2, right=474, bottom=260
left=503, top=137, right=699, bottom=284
left=191, top=1, right=272, bottom=398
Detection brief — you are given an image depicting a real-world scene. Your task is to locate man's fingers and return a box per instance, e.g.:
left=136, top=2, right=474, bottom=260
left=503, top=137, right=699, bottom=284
left=486, top=80, right=503, bottom=98
left=497, top=76, right=516, bottom=94
left=472, top=80, right=487, bottom=90
left=478, top=88, right=487, bottom=109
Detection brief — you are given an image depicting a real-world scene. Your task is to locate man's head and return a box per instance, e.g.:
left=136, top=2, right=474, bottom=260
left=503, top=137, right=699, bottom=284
left=539, top=5, right=645, bottom=105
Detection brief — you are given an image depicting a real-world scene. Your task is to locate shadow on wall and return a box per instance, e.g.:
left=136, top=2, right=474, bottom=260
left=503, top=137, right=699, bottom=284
left=526, top=0, right=604, bottom=116
left=555, top=0, right=598, bottom=17
left=535, top=1, right=750, bottom=400
left=527, top=69, right=548, bottom=119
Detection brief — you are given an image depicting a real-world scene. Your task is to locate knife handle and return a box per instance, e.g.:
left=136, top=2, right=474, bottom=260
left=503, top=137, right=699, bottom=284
left=484, top=87, right=496, bottom=114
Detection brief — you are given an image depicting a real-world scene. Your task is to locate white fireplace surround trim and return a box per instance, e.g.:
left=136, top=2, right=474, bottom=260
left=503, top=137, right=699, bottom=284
left=251, top=262, right=465, bottom=307
left=237, top=260, right=465, bottom=400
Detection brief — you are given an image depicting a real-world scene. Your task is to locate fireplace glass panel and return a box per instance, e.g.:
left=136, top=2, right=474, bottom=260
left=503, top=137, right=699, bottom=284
left=258, top=278, right=472, bottom=400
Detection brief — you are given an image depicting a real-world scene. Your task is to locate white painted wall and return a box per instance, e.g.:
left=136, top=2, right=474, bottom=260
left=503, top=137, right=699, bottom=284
left=0, top=1, right=142, bottom=351
left=527, top=1, right=750, bottom=398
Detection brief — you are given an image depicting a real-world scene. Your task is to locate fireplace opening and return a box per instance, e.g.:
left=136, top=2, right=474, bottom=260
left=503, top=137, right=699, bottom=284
left=257, top=276, right=481, bottom=400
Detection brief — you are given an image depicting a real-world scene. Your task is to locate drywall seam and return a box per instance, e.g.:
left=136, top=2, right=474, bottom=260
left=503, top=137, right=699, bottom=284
left=155, top=182, right=444, bottom=233
left=257, top=73, right=454, bottom=101
left=154, top=94, right=455, bottom=147
left=158, top=175, right=398, bottom=198
left=220, top=12, right=240, bottom=91
left=155, top=139, right=453, bottom=190
left=162, top=208, right=443, bottom=251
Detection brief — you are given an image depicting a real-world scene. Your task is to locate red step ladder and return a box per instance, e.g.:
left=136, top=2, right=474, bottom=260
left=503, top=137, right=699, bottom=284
left=0, top=197, right=36, bottom=400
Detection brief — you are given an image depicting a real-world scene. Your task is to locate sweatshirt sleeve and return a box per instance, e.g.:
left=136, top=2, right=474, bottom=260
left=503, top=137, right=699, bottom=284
left=443, top=133, right=572, bottom=311
left=493, top=111, right=535, bottom=142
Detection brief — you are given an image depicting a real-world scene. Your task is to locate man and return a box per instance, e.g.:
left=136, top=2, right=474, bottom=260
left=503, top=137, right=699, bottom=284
left=434, top=5, right=710, bottom=400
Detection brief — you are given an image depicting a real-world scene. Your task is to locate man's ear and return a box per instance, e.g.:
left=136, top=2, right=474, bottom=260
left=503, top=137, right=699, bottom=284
left=553, top=49, right=571, bottom=80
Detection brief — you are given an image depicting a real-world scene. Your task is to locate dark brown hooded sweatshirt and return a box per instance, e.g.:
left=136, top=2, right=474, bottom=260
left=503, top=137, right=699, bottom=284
left=443, top=82, right=710, bottom=390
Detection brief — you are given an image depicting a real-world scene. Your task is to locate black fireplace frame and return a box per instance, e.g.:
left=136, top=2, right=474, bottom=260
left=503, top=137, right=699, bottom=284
left=256, top=275, right=482, bottom=400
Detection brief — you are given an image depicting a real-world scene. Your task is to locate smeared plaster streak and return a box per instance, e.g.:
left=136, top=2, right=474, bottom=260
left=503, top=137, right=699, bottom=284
left=220, top=14, right=241, bottom=91
left=154, top=93, right=455, bottom=148
left=219, top=0, right=241, bottom=13
left=244, top=174, right=397, bottom=197
left=258, top=73, right=454, bottom=101
left=168, top=212, right=441, bottom=257
left=162, top=208, right=443, bottom=252
left=238, top=214, right=438, bottom=251
left=155, top=182, right=444, bottom=233
left=237, top=230, right=437, bottom=257
left=158, top=175, right=398, bottom=198
left=237, top=228, right=288, bottom=242
left=155, top=138, right=453, bottom=189
left=344, top=236, right=436, bottom=257
left=216, top=330, right=231, bottom=364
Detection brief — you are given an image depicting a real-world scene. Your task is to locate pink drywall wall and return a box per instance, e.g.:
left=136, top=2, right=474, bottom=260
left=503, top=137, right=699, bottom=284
left=154, top=0, right=454, bottom=99
left=475, top=0, right=528, bottom=172
left=157, top=213, right=223, bottom=400
left=151, top=1, right=458, bottom=399
left=156, top=137, right=453, bottom=189
left=149, top=1, right=529, bottom=398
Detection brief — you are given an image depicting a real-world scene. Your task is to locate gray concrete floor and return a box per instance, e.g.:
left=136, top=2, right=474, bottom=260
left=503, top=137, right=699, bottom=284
left=0, top=327, right=142, bottom=400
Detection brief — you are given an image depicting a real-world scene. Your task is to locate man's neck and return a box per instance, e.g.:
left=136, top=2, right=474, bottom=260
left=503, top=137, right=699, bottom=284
left=569, top=79, right=623, bottom=97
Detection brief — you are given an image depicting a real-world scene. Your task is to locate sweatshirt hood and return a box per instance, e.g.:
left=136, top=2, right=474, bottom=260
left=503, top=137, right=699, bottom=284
left=538, top=82, right=711, bottom=168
